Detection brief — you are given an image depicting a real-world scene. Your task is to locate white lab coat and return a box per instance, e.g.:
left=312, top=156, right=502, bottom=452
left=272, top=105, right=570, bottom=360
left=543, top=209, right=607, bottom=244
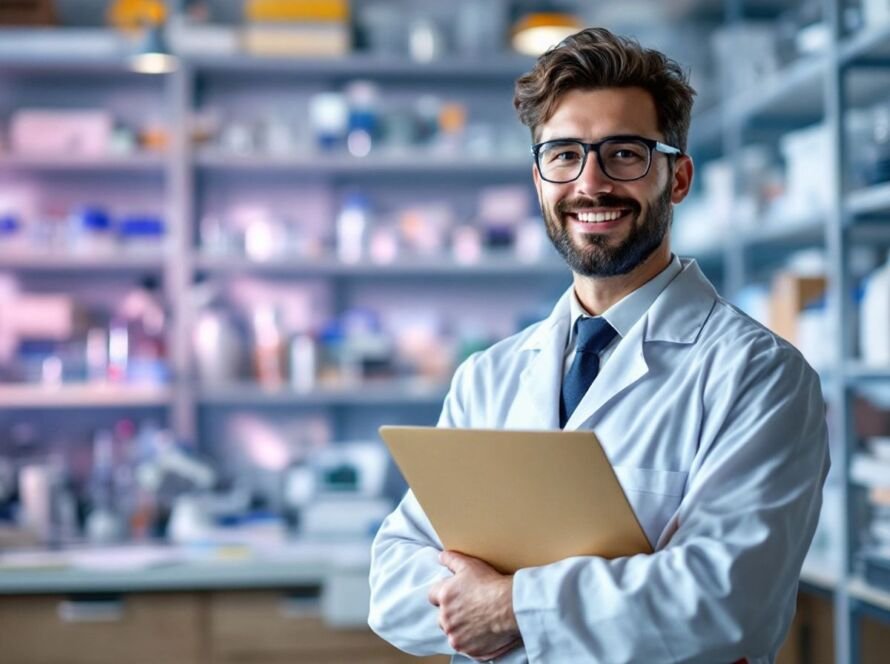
left=368, top=259, right=829, bottom=664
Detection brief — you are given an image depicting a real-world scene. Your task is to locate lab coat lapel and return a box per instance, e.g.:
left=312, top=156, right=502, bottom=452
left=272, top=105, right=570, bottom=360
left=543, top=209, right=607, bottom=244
left=564, top=320, right=649, bottom=430
left=508, top=290, right=573, bottom=429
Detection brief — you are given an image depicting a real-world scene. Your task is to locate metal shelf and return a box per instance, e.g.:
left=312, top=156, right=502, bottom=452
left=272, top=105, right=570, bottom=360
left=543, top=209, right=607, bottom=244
left=800, top=558, right=840, bottom=593
left=728, top=56, right=826, bottom=127
left=0, top=28, right=137, bottom=74
left=741, top=215, right=826, bottom=249
left=0, top=153, right=166, bottom=172
left=844, top=363, right=890, bottom=382
left=847, top=182, right=890, bottom=217
left=0, top=383, right=171, bottom=409
left=0, top=251, right=166, bottom=273
left=198, top=380, right=448, bottom=407
left=189, top=54, right=536, bottom=80
left=193, top=150, right=530, bottom=176
left=194, top=253, right=567, bottom=278
left=849, top=577, right=890, bottom=613
left=840, top=24, right=890, bottom=65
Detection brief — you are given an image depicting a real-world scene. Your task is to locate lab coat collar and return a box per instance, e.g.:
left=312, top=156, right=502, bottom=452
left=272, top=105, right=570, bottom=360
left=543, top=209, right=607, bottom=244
left=519, top=288, right=573, bottom=353
left=643, top=258, right=718, bottom=345
left=518, top=257, right=714, bottom=352
left=514, top=258, right=717, bottom=430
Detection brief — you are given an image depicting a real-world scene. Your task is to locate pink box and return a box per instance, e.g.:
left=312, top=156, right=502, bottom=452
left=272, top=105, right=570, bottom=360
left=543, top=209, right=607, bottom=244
left=10, top=109, right=113, bottom=156
left=12, top=294, right=75, bottom=340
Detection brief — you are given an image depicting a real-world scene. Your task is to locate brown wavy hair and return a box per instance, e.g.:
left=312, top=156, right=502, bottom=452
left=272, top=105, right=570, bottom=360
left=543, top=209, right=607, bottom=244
left=513, top=27, right=696, bottom=152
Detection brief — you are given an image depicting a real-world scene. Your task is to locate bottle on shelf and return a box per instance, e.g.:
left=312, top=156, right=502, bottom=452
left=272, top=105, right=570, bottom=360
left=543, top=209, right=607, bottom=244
left=108, top=277, right=168, bottom=385
left=251, top=304, right=286, bottom=388
left=85, top=429, right=125, bottom=544
left=289, top=331, right=317, bottom=392
left=336, top=192, right=371, bottom=264
left=68, top=206, right=115, bottom=256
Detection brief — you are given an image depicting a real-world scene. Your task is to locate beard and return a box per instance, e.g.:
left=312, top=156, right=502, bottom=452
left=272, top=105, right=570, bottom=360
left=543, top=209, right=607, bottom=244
left=542, top=183, right=672, bottom=278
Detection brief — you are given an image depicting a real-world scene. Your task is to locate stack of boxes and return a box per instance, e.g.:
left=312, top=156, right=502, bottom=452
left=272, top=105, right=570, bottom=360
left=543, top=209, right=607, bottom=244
left=242, top=0, right=350, bottom=57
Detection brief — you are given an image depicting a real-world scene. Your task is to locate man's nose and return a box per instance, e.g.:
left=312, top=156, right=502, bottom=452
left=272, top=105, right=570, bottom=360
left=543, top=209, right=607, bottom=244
left=575, top=153, right=615, bottom=197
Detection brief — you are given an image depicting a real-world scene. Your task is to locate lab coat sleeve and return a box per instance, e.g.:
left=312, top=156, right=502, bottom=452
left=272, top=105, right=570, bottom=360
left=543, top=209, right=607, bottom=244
left=367, top=354, right=479, bottom=656
left=512, top=344, right=830, bottom=663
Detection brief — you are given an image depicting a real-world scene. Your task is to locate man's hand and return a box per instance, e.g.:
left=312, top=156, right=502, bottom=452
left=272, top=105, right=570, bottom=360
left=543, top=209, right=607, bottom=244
left=428, top=551, right=521, bottom=661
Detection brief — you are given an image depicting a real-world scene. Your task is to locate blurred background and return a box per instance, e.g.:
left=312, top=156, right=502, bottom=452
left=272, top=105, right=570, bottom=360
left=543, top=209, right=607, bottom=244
left=0, top=0, right=889, bottom=662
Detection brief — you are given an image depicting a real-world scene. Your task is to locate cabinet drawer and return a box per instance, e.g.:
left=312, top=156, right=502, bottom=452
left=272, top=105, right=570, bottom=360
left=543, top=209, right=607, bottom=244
left=0, top=593, right=204, bottom=664
left=209, top=590, right=446, bottom=664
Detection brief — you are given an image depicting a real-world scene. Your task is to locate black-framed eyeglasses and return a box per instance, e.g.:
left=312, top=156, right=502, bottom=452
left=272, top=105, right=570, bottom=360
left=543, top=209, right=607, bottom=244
left=531, top=135, right=683, bottom=184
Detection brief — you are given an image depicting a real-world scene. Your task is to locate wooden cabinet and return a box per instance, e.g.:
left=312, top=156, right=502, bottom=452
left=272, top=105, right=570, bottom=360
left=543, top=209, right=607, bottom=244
left=776, top=592, right=835, bottom=664
left=0, top=591, right=449, bottom=664
left=208, top=590, right=446, bottom=664
left=0, top=593, right=204, bottom=664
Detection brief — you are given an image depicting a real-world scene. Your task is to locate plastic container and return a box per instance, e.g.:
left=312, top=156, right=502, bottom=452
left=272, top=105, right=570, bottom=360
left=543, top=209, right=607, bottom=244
left=309, top=92, right=348, bottom=152
left=69, top=206, right=115, bottom=254
left=118, top=215, right=165, bottom=254
left=0, top=213, right=26, bottom=253
left=336, top=193, right=371, bottom=264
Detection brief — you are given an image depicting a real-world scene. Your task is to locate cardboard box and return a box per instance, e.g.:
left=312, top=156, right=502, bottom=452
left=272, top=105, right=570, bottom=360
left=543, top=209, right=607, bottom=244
left=768, top=272, right=826, bottom=346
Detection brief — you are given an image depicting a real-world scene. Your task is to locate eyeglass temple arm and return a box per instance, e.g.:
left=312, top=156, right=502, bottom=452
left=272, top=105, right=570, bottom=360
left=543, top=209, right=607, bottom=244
left=655, top=141, right=683, bottom=156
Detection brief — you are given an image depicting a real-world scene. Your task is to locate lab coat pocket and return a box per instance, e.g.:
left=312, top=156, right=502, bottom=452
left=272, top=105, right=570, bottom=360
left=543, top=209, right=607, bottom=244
left=612, top=466, right=688, bottom=549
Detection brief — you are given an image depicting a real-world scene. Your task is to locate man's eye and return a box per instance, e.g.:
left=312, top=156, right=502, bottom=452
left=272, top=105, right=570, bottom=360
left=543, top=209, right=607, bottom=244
left=547, top=150, right=581, bottom=163
left=609, top=147, right=645, bottom=161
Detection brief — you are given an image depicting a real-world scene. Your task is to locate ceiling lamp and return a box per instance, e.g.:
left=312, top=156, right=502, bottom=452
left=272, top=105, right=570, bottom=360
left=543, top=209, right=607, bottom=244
left=511, top=11, right=583, bottom=56
left=131, top=24, right=178, bottom=74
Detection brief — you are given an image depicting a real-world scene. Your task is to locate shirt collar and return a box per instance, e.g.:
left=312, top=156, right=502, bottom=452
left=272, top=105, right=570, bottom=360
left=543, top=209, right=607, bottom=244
left=568, top=253, right=683, bottom=343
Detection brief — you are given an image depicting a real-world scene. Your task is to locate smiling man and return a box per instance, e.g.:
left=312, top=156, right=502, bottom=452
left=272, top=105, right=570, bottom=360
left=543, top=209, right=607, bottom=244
left=369, top=28, right=829, bottom=663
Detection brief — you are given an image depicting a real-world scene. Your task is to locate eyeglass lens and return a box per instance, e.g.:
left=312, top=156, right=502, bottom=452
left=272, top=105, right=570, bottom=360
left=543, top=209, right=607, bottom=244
left=537, top=139, right=652, bottom=183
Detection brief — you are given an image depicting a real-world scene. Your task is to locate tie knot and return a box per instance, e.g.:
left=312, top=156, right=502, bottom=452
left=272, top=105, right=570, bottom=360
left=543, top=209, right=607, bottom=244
left=575, top=317, right=618, bottom=355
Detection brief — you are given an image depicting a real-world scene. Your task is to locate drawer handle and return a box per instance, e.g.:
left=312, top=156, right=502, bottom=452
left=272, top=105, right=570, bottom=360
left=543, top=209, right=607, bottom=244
left=57, top=598, right=125, bottom=623
left=278, top=588, right=321, bottom=618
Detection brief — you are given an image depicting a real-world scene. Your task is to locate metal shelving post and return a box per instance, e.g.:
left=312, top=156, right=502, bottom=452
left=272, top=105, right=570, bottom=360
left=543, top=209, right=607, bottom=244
left=167, top=61, right=197, bottom=443
left=823, top=0, right=856, bottom=660
left=721, top=0, right=748, bottom=300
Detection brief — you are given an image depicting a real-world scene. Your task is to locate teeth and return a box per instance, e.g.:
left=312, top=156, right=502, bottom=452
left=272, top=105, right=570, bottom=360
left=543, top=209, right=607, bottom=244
left=576, top=210, right=624, bottom=223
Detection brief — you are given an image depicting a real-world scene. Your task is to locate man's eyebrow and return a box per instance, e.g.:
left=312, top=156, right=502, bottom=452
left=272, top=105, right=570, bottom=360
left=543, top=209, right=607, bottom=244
left=538, top=136, right=585, bottom=143
left=538, top=134, right=641, bottom=144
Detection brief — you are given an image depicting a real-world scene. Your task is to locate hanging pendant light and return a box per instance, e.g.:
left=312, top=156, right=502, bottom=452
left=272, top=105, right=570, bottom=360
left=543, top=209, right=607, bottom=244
left=131, top=23, right=178, bottom=74
left=511, top=10, right=583, bottom=56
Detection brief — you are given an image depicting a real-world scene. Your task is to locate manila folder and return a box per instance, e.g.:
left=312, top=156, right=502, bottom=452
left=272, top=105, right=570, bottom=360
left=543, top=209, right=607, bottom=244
left=379, top=426, right=652, bottom=574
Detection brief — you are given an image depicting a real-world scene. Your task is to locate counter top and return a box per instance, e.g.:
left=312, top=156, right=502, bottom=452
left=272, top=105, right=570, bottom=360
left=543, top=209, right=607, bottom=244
left=0, top=539, right=372, bottom=595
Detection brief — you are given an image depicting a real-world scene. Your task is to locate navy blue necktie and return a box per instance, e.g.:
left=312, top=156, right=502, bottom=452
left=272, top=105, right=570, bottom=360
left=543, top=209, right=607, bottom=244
left=560, top=317, right=618, bottom=428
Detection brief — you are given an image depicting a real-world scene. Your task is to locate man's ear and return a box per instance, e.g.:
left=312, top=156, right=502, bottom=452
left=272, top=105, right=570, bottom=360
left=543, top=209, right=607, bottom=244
left=670, top=155, right=694, bottom=204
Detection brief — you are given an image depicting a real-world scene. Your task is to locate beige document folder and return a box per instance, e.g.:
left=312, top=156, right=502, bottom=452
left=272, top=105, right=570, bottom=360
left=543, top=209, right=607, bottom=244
left=379, top=426, right=652, bottom=574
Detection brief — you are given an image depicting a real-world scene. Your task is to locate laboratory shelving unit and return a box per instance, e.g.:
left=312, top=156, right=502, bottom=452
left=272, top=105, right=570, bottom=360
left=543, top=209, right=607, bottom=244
left=686, top=1, right=890, bottom=662
left=0, top=24, right=570, bottom=454
left=3, top=2, right=890, bottom=661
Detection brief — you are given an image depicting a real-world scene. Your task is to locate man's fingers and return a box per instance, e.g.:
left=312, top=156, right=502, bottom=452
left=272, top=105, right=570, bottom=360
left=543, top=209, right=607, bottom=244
left=428, top=580, right=443, bottom=606
left=440, top=549, right=469, bottom=573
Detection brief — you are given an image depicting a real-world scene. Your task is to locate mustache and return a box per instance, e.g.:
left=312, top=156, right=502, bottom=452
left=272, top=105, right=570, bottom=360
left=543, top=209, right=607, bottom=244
left=556, top=195, right=640, bottom=216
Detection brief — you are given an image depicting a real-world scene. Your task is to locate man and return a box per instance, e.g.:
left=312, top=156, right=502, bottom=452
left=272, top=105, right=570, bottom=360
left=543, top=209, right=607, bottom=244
left=368, top=27, right=829, bottom=664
